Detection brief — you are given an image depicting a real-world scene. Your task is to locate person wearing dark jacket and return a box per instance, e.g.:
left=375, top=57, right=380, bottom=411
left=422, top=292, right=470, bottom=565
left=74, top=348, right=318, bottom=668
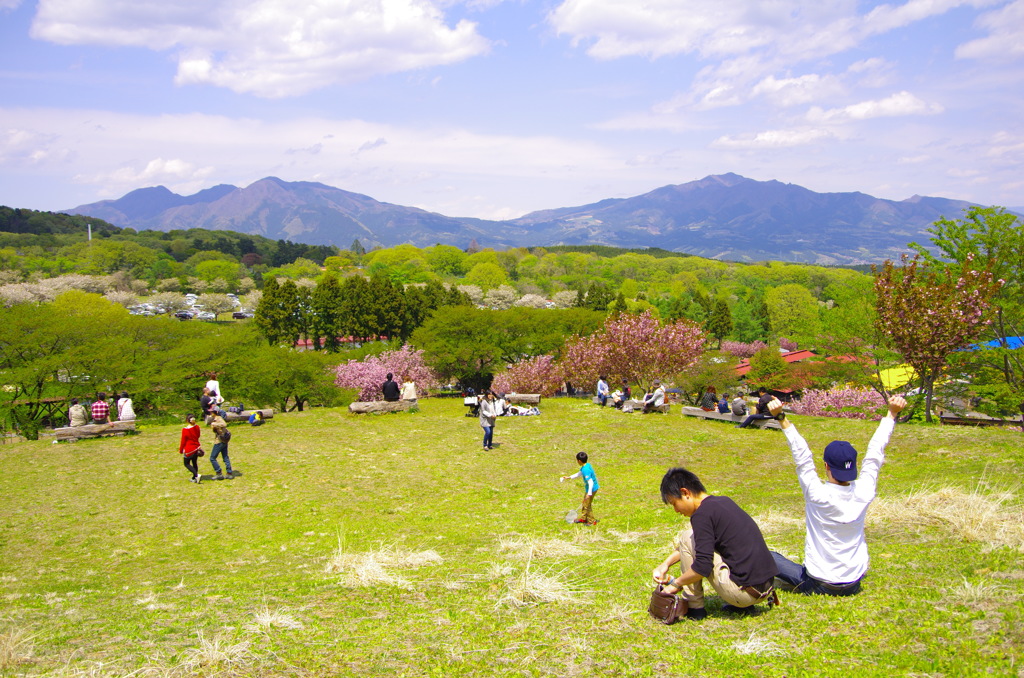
left=652, top=467, right=779, bottom=619
left=382, top=373, right=401, bottom=402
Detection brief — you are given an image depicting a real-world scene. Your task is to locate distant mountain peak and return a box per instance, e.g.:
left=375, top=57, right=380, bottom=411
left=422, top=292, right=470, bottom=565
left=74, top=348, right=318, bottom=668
left=65, top=173, right=997, bottom=265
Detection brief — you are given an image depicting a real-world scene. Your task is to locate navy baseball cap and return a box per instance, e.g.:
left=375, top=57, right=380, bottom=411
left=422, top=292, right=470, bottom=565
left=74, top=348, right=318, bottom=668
left=823, top=441, right=858, bottom=482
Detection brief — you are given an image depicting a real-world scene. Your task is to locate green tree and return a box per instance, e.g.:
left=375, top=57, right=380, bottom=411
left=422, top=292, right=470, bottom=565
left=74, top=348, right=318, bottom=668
left=707, top=299, right=733, bottom=348
left=464, top=262, right=508, bottom=291
left=310, top=273, right=344, bottom=351
left=909, top=206, right=1024, bottom=414
left=765, top=283, right=821, bottom=347
left=254, top=276, right=288, bottom=345
left=746, top=347, right=790, bottom=391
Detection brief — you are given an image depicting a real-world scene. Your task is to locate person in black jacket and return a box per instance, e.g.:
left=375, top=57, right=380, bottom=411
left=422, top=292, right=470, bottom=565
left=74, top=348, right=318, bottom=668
left=652, top=467, right=778, bottom=619
left=382, top=373, right=401, bottom=402
left=738, top=387, right=774, bottom=428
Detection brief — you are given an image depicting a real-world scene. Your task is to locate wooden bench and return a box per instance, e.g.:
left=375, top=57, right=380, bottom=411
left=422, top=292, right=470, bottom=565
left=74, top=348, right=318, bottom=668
left=54, top=420, right=136, bottom=441
left=681, top=406, right=781, bottom=430
left=349, top=400, right=413, bottom=414
left=505, top=394, right=541, bottom=405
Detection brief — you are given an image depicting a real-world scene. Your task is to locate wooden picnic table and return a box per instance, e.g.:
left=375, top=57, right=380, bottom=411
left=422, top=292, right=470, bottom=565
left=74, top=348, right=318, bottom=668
left=680, top=406, right=782, bottom=430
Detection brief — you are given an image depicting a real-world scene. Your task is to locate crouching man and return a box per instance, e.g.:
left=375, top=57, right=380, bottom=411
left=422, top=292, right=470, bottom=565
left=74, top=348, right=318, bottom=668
left=652, top=468, right=779, bottom=619
left=767, top=394, right=906, bottom=596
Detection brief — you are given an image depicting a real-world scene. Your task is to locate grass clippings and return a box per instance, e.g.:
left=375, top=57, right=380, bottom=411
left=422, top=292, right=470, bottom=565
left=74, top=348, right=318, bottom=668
left=244, top=606, right=304, bottom=631
left=869, top=485, right=1024, bottom=551
left=183, top=632, right=253, bottom=672
left=498, top=533, right=586, bottom=560
left=499, top=566, right=577, bottom=608
left=0, top=626, right=34, bottom=669
left=731, top=632, right=787, bottom=657
left=325, top=542, right=443, bottom=587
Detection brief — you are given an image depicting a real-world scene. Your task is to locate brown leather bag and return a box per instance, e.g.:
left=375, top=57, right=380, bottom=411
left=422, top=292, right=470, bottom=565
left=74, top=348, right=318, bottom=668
left=648, top=584, right=688, bottom=624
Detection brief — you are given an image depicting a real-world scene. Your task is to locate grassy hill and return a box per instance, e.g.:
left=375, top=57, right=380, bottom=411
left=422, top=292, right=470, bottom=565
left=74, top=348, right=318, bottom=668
left=1, top=399, right=1021, bottom=676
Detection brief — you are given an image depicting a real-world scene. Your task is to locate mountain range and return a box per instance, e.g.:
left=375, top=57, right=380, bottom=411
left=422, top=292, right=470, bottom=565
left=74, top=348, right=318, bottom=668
left=66, top=173, right=995, bottom=265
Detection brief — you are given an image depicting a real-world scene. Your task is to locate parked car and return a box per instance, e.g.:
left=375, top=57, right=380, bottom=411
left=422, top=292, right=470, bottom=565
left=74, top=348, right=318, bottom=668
left=232, top=311, right=254, bottom=320
left=196, top=311, right=216, bottom=320
left=174, top=310, right=194, bottom=320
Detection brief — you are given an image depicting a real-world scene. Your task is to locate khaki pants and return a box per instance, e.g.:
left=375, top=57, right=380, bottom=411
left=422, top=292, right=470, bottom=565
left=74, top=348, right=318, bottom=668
left=579, top=493, right=597, bottom=524
left=675, top=528, right=761, bottom=609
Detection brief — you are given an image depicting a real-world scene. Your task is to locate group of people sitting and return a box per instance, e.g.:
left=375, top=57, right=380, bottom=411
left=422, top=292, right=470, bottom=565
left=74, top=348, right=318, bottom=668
left=68, top=392, right=134, bottom=426
left=596, top=376, right=667, bottom=413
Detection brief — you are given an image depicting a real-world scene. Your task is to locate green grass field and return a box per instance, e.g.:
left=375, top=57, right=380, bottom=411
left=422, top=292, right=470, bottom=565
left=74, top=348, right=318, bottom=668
left=2, top=399, right=1022, bottom=677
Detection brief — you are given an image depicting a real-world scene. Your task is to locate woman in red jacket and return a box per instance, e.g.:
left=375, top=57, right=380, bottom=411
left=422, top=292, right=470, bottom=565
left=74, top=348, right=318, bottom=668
left=179, top=414, right=203, bottom=483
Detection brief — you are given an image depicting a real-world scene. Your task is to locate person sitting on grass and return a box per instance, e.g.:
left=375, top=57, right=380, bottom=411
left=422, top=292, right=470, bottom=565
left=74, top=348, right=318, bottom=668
left=652, top=467, right=779, bottom=619
left=767, top=395, right=907, bottom=596
left=560, top=451, right=599, bottom=525
left=596, top=375, right=610, bottom=406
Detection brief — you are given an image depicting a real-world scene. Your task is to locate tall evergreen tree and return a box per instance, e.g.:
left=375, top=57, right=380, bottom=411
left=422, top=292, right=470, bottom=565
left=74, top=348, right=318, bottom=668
left=707, top=299, right=734, bottom=348
left=311, top=273, right=344, bottom=351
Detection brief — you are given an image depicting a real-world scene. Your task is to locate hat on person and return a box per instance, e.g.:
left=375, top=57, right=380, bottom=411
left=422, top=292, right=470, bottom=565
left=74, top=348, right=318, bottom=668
left=823, top=440, right=858, bottom=482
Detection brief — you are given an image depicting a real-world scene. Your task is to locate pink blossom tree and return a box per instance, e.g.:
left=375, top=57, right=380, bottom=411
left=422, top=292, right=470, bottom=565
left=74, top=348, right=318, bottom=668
left=791, top=387, right=888, bottom=420
left=779, top=337, right=798, bottom=352
left=334, top=344, right=440, bottom=401
left=721, top=340, right=767, bottom=359
left=559, top=310, right=706, bottom=393
left=492, top=355, right=563, bottom=396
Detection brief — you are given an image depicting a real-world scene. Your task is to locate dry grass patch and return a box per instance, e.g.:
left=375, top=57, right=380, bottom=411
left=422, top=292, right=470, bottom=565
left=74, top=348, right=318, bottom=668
left=869, top=486, right=1024, bottom=551
left=606, top=528, right=659, bottom=543
left=244, top=606, right=304, bottom=631
left=499, top=566, right=578, bottom=608
left=943, top=577, right=1009, bottom=609
left=731, top=632, right=787, bottom=657
left=182, top=632, right=253, bottom=673
left=499, top=533, right=587, bottom=560
left=0, top=626, right=34, bottom=670
left=325, top=542, right=442, bottom=587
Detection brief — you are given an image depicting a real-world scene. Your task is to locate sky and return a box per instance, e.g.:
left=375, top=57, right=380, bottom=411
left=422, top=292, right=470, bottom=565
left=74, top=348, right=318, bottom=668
left=1, top=0, right=1022, bottom=221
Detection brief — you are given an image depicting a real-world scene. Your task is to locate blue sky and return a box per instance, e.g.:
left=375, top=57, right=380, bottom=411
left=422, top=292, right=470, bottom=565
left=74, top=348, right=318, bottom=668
left=1, top=0, right=1022, bottom=220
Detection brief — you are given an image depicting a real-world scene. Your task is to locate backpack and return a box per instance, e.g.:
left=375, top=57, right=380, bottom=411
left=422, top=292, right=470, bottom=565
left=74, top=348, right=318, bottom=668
left=222, top=428, right=232, bottom=442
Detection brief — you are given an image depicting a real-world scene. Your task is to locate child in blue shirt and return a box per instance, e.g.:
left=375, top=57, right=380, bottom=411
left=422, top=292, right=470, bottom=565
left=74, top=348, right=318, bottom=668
left=560, top=451, right=600, bottom=525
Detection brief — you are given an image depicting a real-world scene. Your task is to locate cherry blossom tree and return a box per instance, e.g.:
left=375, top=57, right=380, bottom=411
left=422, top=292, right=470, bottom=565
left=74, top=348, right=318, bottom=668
left=333, top=344, right=440, bottom=401
left=492, top=355, right=562, bottom=396
left=874, top=254, right=1002, bottom=422
left=559, top=310, right=706, bottom=393
left=721, top=340, right=767, bottom=359
left=790, top=387, right=887, bottom=420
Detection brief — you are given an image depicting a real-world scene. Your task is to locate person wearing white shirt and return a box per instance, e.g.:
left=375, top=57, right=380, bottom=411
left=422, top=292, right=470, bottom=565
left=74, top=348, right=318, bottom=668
left=205, top=377, right=224, bottom=404
left=642, top=380, right=666, bottom=412
left=767, top=395, right=906, bottom=595
left=596, top=376, right=610, bottom=406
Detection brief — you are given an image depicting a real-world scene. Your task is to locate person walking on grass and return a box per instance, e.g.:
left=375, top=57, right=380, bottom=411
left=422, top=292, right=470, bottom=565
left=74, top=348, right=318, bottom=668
left=767, top=395, right=907, bottom=596
left=652, top=467, right=779, bottom=619
left=560, top=451, right=599, bottom=525
left=208, top=413, right=234, bottom=480
left=478, top=389, right=499, bottom=450
left=179, top=414, right=203, bottom=483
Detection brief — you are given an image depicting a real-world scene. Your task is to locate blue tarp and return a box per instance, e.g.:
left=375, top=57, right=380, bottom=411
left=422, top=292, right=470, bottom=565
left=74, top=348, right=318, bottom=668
left=977, top=336, right=1024, bottom=350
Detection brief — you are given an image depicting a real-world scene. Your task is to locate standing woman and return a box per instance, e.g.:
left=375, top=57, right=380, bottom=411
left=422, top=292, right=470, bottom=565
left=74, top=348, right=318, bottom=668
left=179, top=414, right=203, bottom=483
left=478, top=389, right=499, bottom=450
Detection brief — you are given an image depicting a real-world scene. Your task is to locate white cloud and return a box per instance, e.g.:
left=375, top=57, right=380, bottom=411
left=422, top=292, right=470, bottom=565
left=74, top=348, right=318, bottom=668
left=78, top=158, right=215, bottom=189
left=711, top=128, right=836, bottom=149
left=750, top=73, right=845, bottom=107
left=29, top=0, right=490, bottom=97
left=0, top=0, right=24, bottom=9
left=956, top=0, right=1024, bottom=60
left=806, top=91, right=944, bottom=123
left=0, top=107, right=619, bottom=216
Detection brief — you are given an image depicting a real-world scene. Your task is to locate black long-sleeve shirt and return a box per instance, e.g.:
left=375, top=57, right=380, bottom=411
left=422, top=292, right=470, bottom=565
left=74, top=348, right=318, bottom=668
left=690, top=495, right=778, bottom=586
